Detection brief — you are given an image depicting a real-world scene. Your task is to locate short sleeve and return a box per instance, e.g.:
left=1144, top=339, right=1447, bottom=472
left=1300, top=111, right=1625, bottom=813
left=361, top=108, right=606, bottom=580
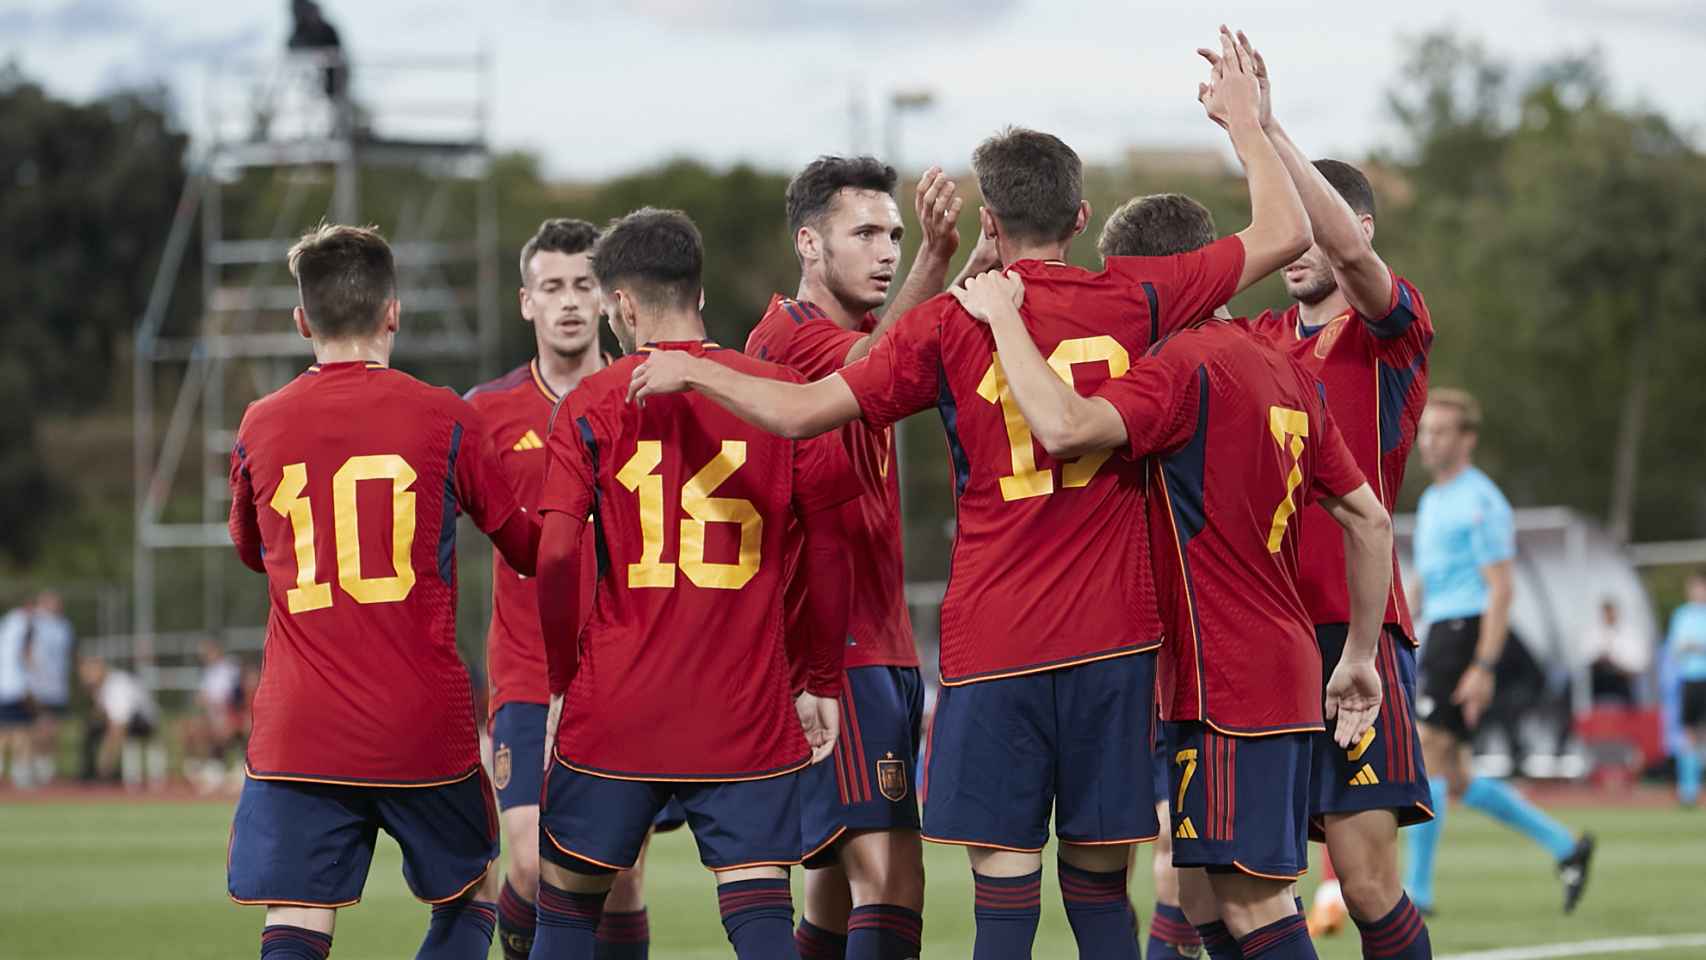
left=1093, top=353, right=1200, bottom=460
left=1469, top=482, right=1516, bottom=568
left=452, top=404, right=523, bottom=534
left=837, top=302, right=944, bottom=429
left=1307, top=402, right=1366, bottom=503
left=538, top=402, right=597, bottom=521
left=1104, top=234, right=1246, bottom=341
left=792, top=430, right=862, bottom=516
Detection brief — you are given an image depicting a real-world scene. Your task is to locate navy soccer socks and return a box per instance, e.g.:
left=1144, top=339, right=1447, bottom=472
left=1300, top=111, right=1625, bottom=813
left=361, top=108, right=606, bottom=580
left=498, top=880, right=537, bottom=960
left=796, top=918, right=848, bottom=959
left=533, top=881, right=609, bottom=958
left=847, top=904, right=923, bottom=960
left=417, top=898, right=496, bottom=959
left=1238, top=914, right=1315, bottom=959
left=1355, top=893, right=1432, bottom=959
left=971, top=869, right=1042, bottom=960
left=717, top=878, right=796, bottom=959
left=261, top=925, right=332, bottom=960
left=1148, top=903, right=1202, bottom=959
left=595, top=909, right=651, bottom=959
left=1196, top=920, right=1246, bottom=960
left=1058, top=861, right=1140, bottom=959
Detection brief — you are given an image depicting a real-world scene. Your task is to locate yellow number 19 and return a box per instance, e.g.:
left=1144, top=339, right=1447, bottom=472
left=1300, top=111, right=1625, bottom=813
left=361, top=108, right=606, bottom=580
left=977, top=335, right=1132, bottom=503
left=1265, top=406, right=1309, bottom=553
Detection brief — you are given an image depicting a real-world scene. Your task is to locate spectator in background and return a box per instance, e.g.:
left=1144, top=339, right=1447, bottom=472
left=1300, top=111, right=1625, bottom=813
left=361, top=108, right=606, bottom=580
left=1586, top=598, right=1650, bottom=706
left=0, top=597, right=34, bottom=789
left=177, top=638, right=244, bottom=793
left=25, top=590, right=74, bottom=785
left=1664, top=571, right=1706, bottom=807
left=78, top=654, right=165, bottom=790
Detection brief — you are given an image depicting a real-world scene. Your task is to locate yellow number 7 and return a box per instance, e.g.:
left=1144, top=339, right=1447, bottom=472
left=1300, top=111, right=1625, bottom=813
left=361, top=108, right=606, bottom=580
left=1265, top=406, right=1309, bottom=553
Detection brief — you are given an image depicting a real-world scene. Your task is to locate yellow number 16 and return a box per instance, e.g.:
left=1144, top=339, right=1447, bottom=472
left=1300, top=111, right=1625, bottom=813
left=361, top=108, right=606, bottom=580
left=616, top=440, right=762, bottom=591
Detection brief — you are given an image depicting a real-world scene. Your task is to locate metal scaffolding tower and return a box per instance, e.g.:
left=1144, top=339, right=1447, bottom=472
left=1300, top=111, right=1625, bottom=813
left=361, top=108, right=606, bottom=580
left=129, top=50, right=498, bottom=687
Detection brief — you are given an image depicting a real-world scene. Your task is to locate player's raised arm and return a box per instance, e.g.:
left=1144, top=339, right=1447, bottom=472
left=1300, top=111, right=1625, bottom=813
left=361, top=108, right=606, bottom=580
left=1312, top=407, right=1394, bottom=748
left=227, top=433, right=265, bottom=574
left=848, top=166, right=966, bottom=363
left=628, top=350, right=862, bottom=439
left=1197, top=26, right=1311, bottom=293
left=952, top=271, right=1129, bottom=459
left=1236, top=30, right=1395, bottom=321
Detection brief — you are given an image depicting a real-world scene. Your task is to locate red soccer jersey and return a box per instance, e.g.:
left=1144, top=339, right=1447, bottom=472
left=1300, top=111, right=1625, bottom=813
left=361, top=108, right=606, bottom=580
left=746, top=294, right=917, bottom=670
left=229, top=361, right=522, bottom=784
left=1248, top=275, right=1431, bottom=642
left=1095, top=321, right=1367, bottom=734
left=539, top=341, right=861, bottom=780
left=838, top=236, right=1246, bottom=685
left=465, top=359, right=599, bottom=714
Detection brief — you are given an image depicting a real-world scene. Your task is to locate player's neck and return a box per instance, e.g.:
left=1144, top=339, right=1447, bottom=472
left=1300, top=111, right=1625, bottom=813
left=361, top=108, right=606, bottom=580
left=311, top=336, right=390, bottom=366
left=1296, top=288, right=1351, bottom=329
left=1000, top=237, right=1070, bottom=265
left=795, top=276, right=865, bottom=331
left=635, top=309, right=708, bottom=347
left=534, top=342, right=603, bottom=397
left=1432, top=459, right=1472, bottom=485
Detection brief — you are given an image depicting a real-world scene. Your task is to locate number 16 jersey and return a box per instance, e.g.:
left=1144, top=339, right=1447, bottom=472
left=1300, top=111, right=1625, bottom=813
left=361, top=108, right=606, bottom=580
left=540, top=341, right=861, bottom=781
left=229, top=361, right=523, bottom=786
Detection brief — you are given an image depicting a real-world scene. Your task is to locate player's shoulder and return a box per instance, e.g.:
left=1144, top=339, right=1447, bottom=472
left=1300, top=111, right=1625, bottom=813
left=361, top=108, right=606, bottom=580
left=1464, top=467, right=1512, bottom=508
left=565, top=354, right=645, bottom=415
left=707, top=343, right=807, bottom=384
left=463, top=362, right=534, bottom=406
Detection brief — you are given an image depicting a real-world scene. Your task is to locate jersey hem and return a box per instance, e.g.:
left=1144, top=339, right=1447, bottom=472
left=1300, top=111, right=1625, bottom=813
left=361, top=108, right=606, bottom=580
left=842, top=653, right=923, bottom=671
left=242, top=763, right=482, bottom=789
left=553, top=749, right=810, bottom=783
left=1161, top=720, right=1326, bottom=739
left=939, top=642, right=1158, bottom=687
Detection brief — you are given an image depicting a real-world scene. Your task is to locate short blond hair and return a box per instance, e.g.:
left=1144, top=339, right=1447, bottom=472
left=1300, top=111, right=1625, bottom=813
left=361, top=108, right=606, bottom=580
left=1427, top=387, right=1482, bottom=432
left=287, top=222, right=395, bottom=339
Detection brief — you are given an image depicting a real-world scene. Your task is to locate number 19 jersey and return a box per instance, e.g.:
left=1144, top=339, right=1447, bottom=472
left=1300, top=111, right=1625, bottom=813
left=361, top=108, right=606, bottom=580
left=229, top=361, right=523, bottom=785
left=540, top=341, right=861, bottom=780
left=837, top=237, right=1246, bottom=685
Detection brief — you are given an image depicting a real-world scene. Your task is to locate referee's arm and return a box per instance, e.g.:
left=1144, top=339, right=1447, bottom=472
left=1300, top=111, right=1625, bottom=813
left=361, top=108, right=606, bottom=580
left=1459, top=559, right=1514, bottom=727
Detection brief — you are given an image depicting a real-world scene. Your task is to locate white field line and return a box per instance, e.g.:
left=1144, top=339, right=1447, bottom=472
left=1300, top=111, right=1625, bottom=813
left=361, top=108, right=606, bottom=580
left=1439, top=933, right=1706, bottom=960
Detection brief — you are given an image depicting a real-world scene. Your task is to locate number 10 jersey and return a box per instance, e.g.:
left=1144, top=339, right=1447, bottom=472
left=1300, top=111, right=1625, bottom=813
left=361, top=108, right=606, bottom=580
left=229, top=361, right=524, bottom=785
left=539, top=341, right=861, bottom=781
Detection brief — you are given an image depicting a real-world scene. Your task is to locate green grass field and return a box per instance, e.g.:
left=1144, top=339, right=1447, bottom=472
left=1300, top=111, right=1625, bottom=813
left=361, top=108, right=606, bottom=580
left=2, top=799, right=1700, bottom=958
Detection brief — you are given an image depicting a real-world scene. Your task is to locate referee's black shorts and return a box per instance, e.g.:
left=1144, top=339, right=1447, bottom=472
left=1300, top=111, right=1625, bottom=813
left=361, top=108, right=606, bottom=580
left=1416, top=617, right=1483, bottom=741
left=1683, top=680, right=1706, bottom=728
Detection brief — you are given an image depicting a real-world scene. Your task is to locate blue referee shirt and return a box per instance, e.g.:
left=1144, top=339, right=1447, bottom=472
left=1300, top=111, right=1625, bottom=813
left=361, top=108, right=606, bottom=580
left=1667, top=603, right=1706, bottom=682
left=1414, top=466, right=1515, bottom=623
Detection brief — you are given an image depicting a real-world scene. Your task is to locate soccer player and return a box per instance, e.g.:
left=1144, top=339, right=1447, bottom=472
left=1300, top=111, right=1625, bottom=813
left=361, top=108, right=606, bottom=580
left=530, top=208, right=859, bottom=960
left=1188, top=29, right=1440, bottom=956
left=626, top=35, right=1311, bottom=958
left=226, top=224, right=539, bottom=960
left=1664, top=570, right=1706, bottom=807
left=748, top=156, right=969, bottom=960
left=948, top=260, right=1393, bottom=960
left=1407, top=389, right=1595, bottom=914
left=466, top=218, right=675, bottom=960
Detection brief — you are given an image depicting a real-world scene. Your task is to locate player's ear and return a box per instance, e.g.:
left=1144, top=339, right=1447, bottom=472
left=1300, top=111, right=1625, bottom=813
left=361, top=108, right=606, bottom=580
left=519, top=286, right=533, bottom=322
left=1361, top=214, right=1375, bottom=244
left=383, top=297, right=400, bottom=334
left=978, top=205, right=997, bottom=240
left=698, top=287, right=706, bottom=311
left=795, top=225, right=820, bottom=264
left=1072, top=200, right=1091, bottom=238
left=293, top=305, right=312, bottom=341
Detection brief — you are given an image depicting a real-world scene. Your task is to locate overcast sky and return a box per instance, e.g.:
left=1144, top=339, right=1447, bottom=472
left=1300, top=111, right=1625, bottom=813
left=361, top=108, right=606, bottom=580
left=5, top=0, right=1704, bottom=180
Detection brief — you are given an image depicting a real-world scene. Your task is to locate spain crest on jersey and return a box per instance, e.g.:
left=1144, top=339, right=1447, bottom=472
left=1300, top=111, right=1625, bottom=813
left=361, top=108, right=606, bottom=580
left=876, top=753, right=908, bottom=802
left=493, top=744, right=512, bottom=790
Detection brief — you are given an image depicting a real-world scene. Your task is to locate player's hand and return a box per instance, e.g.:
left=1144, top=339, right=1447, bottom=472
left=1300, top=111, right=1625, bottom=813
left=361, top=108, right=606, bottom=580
left=1196, top=25, right=1261, bottom=131
left=543, top=693, right=564, bottom=772
left=914, top=166, right=964, bottom=262
left=1235, top=30, right=1274, bottom=131
left=1324, top=657, right=1383, bottom=749
left=627, top=350, right=697, bottom=404
left=795, top=691, right=841, bottom=764
left=949, top=269, right=1025, bottom=326
left=1453, top=662, right=1496, bottom=729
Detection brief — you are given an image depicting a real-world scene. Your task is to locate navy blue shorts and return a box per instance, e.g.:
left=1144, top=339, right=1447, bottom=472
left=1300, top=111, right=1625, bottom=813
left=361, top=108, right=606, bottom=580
left=1163, top=722, right=1311, bottom=880
left=1309, top=626, right=1434, bottom=838
left=1150, top=709, right=1171, bottom=808
left=228, top=770, right=497, bottom=907
left=922, top=652, right=1158, bottom=851
left=491, top=702, right=686, bottom=832
left=540, top=760, right=801, bottom=872
left=802, top=665, right=925, bottom=866
left=0, top=699, right=31, bottom=727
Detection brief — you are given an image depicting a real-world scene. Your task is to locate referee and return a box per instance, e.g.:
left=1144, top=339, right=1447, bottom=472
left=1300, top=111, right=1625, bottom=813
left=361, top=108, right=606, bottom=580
left=1402, top=389, right=1594, bottom=914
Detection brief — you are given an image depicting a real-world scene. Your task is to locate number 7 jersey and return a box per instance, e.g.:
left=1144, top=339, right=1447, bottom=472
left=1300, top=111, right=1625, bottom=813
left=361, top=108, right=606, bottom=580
left=228, top=360, right=524, bottom=785
left=539, top=341, right=861, bottom=780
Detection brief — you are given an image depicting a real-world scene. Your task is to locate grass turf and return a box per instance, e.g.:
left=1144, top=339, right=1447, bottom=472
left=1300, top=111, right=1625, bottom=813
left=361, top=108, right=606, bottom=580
left=0, top=798, right=1698, bottom=958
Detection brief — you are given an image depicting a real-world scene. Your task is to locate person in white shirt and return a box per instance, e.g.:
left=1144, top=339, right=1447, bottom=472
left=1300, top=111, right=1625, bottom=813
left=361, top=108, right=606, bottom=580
left=178, top=637, right=245, bottom=792
left=25, top=591, right=73, bottom=784
left=0, top=600, right=35, bottom=789
left=78, top=655, right=164, bottom=789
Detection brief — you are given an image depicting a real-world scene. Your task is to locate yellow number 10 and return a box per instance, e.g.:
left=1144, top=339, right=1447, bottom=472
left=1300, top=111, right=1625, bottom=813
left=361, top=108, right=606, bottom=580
left=977, top=335, right=1132, bottom=502
left=1265, top=406, right=1310, bottom=553
left=616, top=440, right=762, bottom=591
left=268, top=455, right=419, bottom=614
